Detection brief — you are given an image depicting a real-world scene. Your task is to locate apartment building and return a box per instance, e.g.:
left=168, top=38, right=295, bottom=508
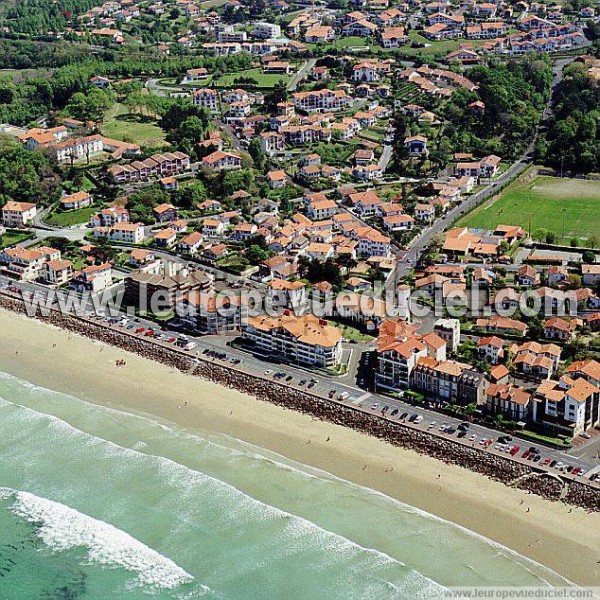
left=291, top=89, right=352, bottom=112
left=1, top=245, right=60, bottom=281
left=60, top=191, right=92, bottom=210
left=125, top=265, right=213, bottom=313
left=178, top=231, right=204, bottom=256
left=280, top=125, right=332, bottom=145
left=44, top=259, right=73, bottom=285
left=52, top=135, right=104, bottom=164
left=486, top=383, right=533, bottom=422
left=355, top=228, right=391, bottom=258
left=252, top=22, right=281, bottom=39
left=1, top=201, right=37, bottom=228
left=182, top=68, right=209, bottom=83
left=304, top=25, right=335, bottom=43
left=72, top=262, right=113, bottom=292
left=434, top=318, right=461, bottom=352
left=201, top=150, right=242, bottom=171
left=455, top=155, right=501, bottom=178
left=306, top=196, right=337, bottom=220
left=243, top=312, right=342, bottom=368
left=375, top=320, right=428, bottom=390
left=177, top=290, right=245, bottom=334
left=260, top=131, right=285, bottom=155
left=535, top=375, right=600, bottom=437
left=381, top=26, right=407, bottom=48
left=108, top=152, right=191, bottom=182
left=94, top=222, right=145, bottom=244
left=412, top=357, right=487, bottom=405
left=477, top=336, right=505, bottom=364
left=511, top=341, right=561, bottom=379
left=90, top=207, right=129, bottom=227
left=19, top=126, right=68, bottom=150
left=192, top=88, right=219, bottom=112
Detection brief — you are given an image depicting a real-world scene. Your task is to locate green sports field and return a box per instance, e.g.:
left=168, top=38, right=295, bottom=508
left=457, top=175, right=600, bottom=242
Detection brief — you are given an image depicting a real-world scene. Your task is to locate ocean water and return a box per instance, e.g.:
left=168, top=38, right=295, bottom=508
left=0, top=369, right=573, bottom=599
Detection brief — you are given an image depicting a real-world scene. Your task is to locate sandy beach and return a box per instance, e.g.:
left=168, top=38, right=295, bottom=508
left=0, top=308, right=598, bottom=586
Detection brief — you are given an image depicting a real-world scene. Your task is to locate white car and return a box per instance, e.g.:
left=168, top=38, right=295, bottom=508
left=469, top=434, right=477, bottom=441
left=428, top=422, right=436, bottom=429
left=414, top=415, right=423, bottom=424
left=264, top=370, right=273, bottom=375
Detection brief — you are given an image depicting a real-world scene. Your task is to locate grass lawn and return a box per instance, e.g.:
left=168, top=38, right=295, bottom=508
left=101, top=103, right=167, bottom=147
left=208, top=68, right=292, bottom=89
left=336, top=36, right=372, bottom=48
left=457, top=174, right=600, bottom=242
left=402, top=31, right=487, bottom=57
left=46, top=206, right=98, bottom=227
left=0, top=229, right=34, bottom=249
left=81, top=177, right=97, bottom=192
left=334, top=323, right=374, bottom=342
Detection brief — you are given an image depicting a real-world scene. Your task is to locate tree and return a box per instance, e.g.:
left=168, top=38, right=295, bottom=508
left=567, top=274, right=582, bottom=289
left=245, top=244, right=269, bottom=264
left=124, top=90, right=146, bottom=117
left=221, top=169, right=254, bottom=197
left=582, top=250, right=596, bottom=264
left=248, top=137, right=265, bottom=171
left=66, top=86, right=115, bottom=122
left=0, top=137, right=61, bottom=205
left=297, top=256, right=343, bottom=290
left=90, top=239, right=118, bottom=264
left=171, top=181, right=207, bottom=209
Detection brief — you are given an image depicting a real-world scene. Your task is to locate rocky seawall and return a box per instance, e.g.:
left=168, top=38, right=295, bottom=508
left=1, top=293, right=598, bottom=512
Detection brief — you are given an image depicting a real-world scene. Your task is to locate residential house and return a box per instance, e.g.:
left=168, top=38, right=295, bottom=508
left=201, top=150, right=242, bottom=171
left=153, top=203, right=178, bottom=223
left=543, top=317, right=578, bottom=342
left=477, top=336, right=505, bottom=364
left=404, top=135, right=428, bottom=155
left=60, top=191, right=92, bottom=210
left=486, top=383, right=532, bottom=422
left=72, top=262, right=113, bottom=292
left=44, top=259, right=73, bottom=285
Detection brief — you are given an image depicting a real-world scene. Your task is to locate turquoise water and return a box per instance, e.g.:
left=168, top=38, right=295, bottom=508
left=0, top=369, right=572, bottom=599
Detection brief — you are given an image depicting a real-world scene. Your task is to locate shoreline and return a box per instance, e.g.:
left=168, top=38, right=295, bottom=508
left=0, top=306, right=599, bottom=585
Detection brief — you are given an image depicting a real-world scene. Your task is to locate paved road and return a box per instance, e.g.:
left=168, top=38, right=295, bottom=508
left=287, top=59, right=316, bottom=92
left=145, top=78, right=185, bottom=98
left=378, top=143, right=393, bottom=172
left=33, top=225, right=88, bottom=242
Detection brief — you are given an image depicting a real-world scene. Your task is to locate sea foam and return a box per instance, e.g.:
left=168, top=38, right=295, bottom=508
left=0, top=487, right=195, bottom=591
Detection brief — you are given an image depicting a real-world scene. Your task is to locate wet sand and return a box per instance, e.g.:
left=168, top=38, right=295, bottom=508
left=0, top=309, right=598, bottom=585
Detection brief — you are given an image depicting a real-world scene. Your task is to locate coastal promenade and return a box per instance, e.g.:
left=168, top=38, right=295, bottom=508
left=1, top=289, right=598, bottom=512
